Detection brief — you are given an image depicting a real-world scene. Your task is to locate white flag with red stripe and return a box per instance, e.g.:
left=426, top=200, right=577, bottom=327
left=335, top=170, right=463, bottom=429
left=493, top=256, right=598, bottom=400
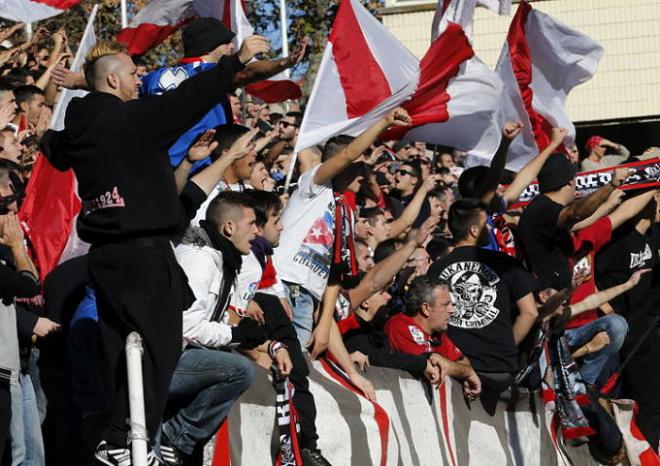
left=116, top=0, right=201, bottom=55
left=473, top=0, right=602, bottom=170
left=296, top=0, right=502, bottom=159
left=294, top=0, right=419, bottom=153
left=0, top=0, right=80, bottom=23
left=117, top=0, right=300, bottom=102
left=431, top=0, right=511, bottom=41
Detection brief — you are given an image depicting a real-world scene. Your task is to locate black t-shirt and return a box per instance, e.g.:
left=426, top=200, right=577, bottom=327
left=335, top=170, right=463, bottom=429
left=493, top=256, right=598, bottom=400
left=596, top=225, right=659, bottom=319
left=517, top=194, right=573, bottom=289
left=428, top=246, right=537, bottom=374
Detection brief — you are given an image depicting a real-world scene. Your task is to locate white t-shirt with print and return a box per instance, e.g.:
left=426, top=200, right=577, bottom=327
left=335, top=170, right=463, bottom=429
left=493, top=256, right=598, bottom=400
left=273, top=165, right=335, bottom=300
left=191, top=180, right=253, bottom=227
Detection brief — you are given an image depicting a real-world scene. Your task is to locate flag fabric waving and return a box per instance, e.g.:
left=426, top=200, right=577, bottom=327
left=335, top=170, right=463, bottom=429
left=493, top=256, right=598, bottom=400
left=116, top=0, right=199, bottom=55
left=0, top=0, right=80, bottom=23
left=296, top=0, right=502, bottom=160
left=294, top=0, right=420, bottom=153
left=471, top=0, right=603, bottom=170
left=431, top=0, right=511, bottom=41
left=19, top=6, right=98, bottom=278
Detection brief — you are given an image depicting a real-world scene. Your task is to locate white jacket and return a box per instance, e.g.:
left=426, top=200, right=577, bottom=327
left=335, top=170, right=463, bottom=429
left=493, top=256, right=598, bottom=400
left=175, top=230, right=237, bottom=349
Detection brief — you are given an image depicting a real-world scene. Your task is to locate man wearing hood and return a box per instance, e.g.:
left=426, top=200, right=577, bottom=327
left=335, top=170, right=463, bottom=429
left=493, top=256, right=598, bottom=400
left=39, top=38, right=267, bottom=465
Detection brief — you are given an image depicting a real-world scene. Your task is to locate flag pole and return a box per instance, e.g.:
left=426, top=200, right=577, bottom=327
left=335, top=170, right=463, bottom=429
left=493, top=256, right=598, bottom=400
left=279, top=0, right=289, bottom=77
left=120, top=0, right=128, bottom=29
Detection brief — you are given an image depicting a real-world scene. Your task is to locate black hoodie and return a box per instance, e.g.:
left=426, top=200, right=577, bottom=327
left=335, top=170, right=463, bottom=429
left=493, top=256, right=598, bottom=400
left=40, top=54, right=245, bottom=244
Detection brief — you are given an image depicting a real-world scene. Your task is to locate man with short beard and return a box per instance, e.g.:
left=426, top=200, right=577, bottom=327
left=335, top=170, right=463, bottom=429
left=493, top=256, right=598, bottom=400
left=428, top=199, right=538, bottom=413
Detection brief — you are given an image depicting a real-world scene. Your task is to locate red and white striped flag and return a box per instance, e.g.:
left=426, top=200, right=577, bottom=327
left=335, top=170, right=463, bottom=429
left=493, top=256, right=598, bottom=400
left=18, top=6, right=98, bottom=278
left=294, top=0, right=419, bottom=152
left=296, top=0, right=502, bottom=159
left=117, top=0, right=300, bottom=102
left=470, top=1, right=603, bottom=170
left=116, top=0, right=200, bottom=56
left=0, top=0, right=80, bottom=23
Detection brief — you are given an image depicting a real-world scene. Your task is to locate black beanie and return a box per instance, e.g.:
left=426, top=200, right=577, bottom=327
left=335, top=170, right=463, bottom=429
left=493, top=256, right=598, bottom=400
left=183, top=17, right=236, bottom=58
left=537, top=153, right=577, bottom=193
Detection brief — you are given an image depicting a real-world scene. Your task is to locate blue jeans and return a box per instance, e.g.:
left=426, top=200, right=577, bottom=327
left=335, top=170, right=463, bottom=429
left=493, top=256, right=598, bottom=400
left=10, top=374, right=44, bottom=466
left=565, top=314, right=628, bottom=385
left=162, top=346, right=254, bottom=455
left=282, top=281, right=317, bottom=349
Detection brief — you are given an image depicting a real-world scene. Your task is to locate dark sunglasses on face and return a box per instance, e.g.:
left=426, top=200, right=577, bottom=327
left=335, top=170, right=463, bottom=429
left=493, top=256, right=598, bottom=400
left=278, top=121, right=298, bottom=129
left=397, top=169, right=415, bottom=177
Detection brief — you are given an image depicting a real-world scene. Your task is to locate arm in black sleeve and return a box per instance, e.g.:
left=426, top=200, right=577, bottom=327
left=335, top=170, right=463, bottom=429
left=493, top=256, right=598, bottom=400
left=120, top=54, right=245, bottom=151
left=15, top=305, right=39, bottom=338
left=368, top=344, right=429, bottom=378
left=0, top=266, right=39, bottom=302
left=179, top=181, right=207, bottom=225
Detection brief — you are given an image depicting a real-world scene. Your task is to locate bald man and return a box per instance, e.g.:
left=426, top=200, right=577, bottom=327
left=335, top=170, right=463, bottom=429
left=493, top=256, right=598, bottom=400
left=40, top=39, right=267, bottom=465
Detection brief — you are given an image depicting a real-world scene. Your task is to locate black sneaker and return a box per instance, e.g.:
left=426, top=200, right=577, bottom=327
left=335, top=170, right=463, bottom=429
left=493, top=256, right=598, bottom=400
left=160, top=439, right=183, bottom=466
left=94, top=441, right=132, bottom=466
left=300, top=448, right=332, bottom=466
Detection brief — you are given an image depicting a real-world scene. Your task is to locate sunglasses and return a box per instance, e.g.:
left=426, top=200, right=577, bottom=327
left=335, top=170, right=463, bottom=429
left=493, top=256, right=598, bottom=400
left=397, top=169, right=416, bottom=177
left=278, top=121, right=298, bottom=129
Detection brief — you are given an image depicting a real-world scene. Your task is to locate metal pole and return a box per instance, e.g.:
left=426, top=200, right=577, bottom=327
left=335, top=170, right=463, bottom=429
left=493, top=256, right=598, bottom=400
left=279, top=0, right=289, bottom=78
left=126, top=332, right=148, bottom=465
left=120, top=0, right=128, bottom=29
left=25, top=23, right=32, bottom=41
left=284, top=151, right=297, bottom=191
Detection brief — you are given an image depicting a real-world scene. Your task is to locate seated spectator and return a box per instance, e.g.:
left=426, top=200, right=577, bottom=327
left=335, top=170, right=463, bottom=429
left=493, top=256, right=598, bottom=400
left=581, top=136, right=630, bottom=172
left=385, top=276, right=481, bottom=399
left=165, top=192, right=272, bottom=464
left=228, top=190, right=332, bottom=466
left=428, top=199, right=538, bottom=412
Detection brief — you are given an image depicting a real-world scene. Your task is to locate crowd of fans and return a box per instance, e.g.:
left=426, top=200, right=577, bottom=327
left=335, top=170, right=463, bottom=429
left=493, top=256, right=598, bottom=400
left=0, top=15, right=659, bottom=466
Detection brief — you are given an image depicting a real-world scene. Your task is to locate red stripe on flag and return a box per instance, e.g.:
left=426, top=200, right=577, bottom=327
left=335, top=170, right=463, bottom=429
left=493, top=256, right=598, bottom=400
left=117, top=21, right=189, bottom=56
left=630, top=402, right=660, bottom=466
left=211, top=420, right=231, bottom=466
left=506, top=1, right=556, bottom=154
left=437, top=384, right=458, bottom=466
left=320, top=357, right=390, bottom=466
left=19, top=155, right=80, bottom=279
left=329, top=0, right=391, bottom=118
left=381, top=23, right=473, bottom=140
left=33, top=0, right=80, bottom=9
left=246, top=80, right=302, bottom=103
left=222, top=0, right=232, bottom=29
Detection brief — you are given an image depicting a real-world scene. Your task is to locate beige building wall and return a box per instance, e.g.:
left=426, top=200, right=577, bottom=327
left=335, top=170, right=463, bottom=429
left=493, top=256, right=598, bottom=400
left=381, top=0, right=660, bottom=123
